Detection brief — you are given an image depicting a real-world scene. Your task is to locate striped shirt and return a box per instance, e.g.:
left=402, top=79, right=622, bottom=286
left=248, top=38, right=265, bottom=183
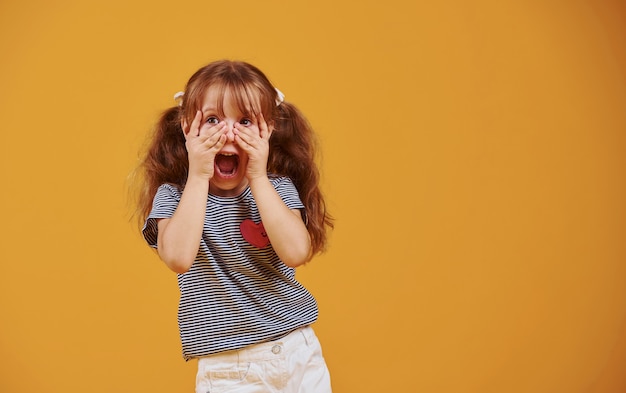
left=142, top=176, right=318, bottom=360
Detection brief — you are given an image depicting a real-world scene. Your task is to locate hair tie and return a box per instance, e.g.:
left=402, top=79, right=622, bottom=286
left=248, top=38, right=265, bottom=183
left=174, top=91, right=184, bottom=107
left=275, top=88, right=285, bottom=106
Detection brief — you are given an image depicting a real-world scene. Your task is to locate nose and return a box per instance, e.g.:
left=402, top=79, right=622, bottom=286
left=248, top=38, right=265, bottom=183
left=224, top=121, right=236, bottom=142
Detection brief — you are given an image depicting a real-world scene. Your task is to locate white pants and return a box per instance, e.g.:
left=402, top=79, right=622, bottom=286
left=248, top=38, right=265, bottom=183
left=195, top=326, right=332, bottom=393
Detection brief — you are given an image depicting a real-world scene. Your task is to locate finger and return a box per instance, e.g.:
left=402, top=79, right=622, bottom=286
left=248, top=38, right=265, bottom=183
left=200, top=121, right=228, bottom=140
left=192, top=111, right=203, bottom=137
left=233, top=124, right=255, bottom=147
left=233, top=122, right=250, bottom=138
left=182, top=111, right=202, bottom=140
left=232, top=133, right=250, bottom=151
left=197, top=121, right=227, bottom=146
left=213, top=133, right=227, bottom=151
left=257, top=113, right=269, bottom=139
left=205, top=123, right=227, bottom=146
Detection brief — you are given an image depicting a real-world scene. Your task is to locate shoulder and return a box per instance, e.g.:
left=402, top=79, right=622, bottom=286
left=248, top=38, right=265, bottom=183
left=150, top=183, right=183, bottom=213
left=269, top=175, right=297, bottom=192
left=269, top=175, right=294, bottom=187
left=268, top=175, right=304, bottom=207
left=155, top=183, right=183, bottom=201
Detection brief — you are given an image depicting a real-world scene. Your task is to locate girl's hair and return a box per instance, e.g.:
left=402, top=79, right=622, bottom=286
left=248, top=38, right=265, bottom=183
left=132, top=60, right=333, bottom=255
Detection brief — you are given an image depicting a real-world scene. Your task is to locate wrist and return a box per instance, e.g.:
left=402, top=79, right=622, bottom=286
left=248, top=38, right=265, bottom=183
left=248, top=175, right=270, bottom=188
left=185, top=174, right=211, bottom=190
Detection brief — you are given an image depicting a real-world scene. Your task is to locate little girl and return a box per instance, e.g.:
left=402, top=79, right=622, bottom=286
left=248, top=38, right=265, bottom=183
left=133, top=60, right=334, bottom=393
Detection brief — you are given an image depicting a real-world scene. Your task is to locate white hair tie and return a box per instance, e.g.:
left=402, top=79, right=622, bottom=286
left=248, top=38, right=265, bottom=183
left=173, top=91, right=184, bottom=107
left=275, top=88, right=285, bottom=106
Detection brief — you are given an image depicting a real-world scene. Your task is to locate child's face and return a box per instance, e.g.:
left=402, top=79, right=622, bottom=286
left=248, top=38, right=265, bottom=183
left=200, top=86, right=260, bottom=196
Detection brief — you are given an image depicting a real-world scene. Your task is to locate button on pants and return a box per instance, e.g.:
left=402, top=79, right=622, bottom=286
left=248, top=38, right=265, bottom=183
left=195, top=326, right=332, bottom=393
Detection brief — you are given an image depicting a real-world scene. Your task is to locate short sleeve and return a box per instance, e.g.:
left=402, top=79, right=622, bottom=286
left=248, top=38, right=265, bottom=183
left=142, top=184, right=182, bottom=248
left=273, top=177, right=305, bottom=210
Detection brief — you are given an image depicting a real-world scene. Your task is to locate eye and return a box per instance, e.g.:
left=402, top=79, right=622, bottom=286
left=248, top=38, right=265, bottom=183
left=206, top=116, right=219, bottom=124
left=238, top=118, right=252, bottom=126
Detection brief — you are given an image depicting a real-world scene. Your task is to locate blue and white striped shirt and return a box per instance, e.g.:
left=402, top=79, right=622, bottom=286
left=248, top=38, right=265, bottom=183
left=143, top=176, right=318, bottom=360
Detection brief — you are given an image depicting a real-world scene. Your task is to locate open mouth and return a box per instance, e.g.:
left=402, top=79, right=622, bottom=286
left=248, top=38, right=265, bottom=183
left=215, top=152, right=239, bottom=177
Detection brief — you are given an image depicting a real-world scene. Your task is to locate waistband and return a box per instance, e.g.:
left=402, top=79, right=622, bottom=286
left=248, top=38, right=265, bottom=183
left=198, top=326, right=315, bottom=364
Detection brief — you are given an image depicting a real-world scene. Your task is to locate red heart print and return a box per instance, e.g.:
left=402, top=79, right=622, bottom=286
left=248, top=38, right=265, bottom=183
left=240, top=219, right=270, bottom=248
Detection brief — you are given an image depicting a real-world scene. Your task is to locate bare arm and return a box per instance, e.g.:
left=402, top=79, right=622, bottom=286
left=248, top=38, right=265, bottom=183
left=249, top=177, right=311, bottom=267
left=156, top=177, right=209, bottom=273
left=235, top=114, right=312, bottom=267
left=157, top=111, right=227, bottom=273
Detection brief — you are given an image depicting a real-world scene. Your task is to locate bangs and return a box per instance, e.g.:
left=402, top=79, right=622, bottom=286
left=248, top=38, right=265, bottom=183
left=209, top=80, right=267, bottom=119
left=183, top=61, right=276, bottom=123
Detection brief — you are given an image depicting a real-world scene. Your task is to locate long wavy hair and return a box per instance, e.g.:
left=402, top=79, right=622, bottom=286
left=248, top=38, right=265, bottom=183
left=131, top=60, right=333, bottom=255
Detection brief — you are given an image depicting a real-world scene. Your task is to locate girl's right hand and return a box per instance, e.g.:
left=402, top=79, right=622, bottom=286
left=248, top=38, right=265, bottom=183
left=183, top=110, right=227, bottom=180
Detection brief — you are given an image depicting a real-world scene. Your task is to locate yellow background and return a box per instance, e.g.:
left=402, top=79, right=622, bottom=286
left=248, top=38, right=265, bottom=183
left=1, top=0, right=625, bottom=392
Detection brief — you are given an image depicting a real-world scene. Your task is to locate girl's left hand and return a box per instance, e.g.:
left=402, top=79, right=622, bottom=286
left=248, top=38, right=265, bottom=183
left=234, top=113, right=273, bottom=181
